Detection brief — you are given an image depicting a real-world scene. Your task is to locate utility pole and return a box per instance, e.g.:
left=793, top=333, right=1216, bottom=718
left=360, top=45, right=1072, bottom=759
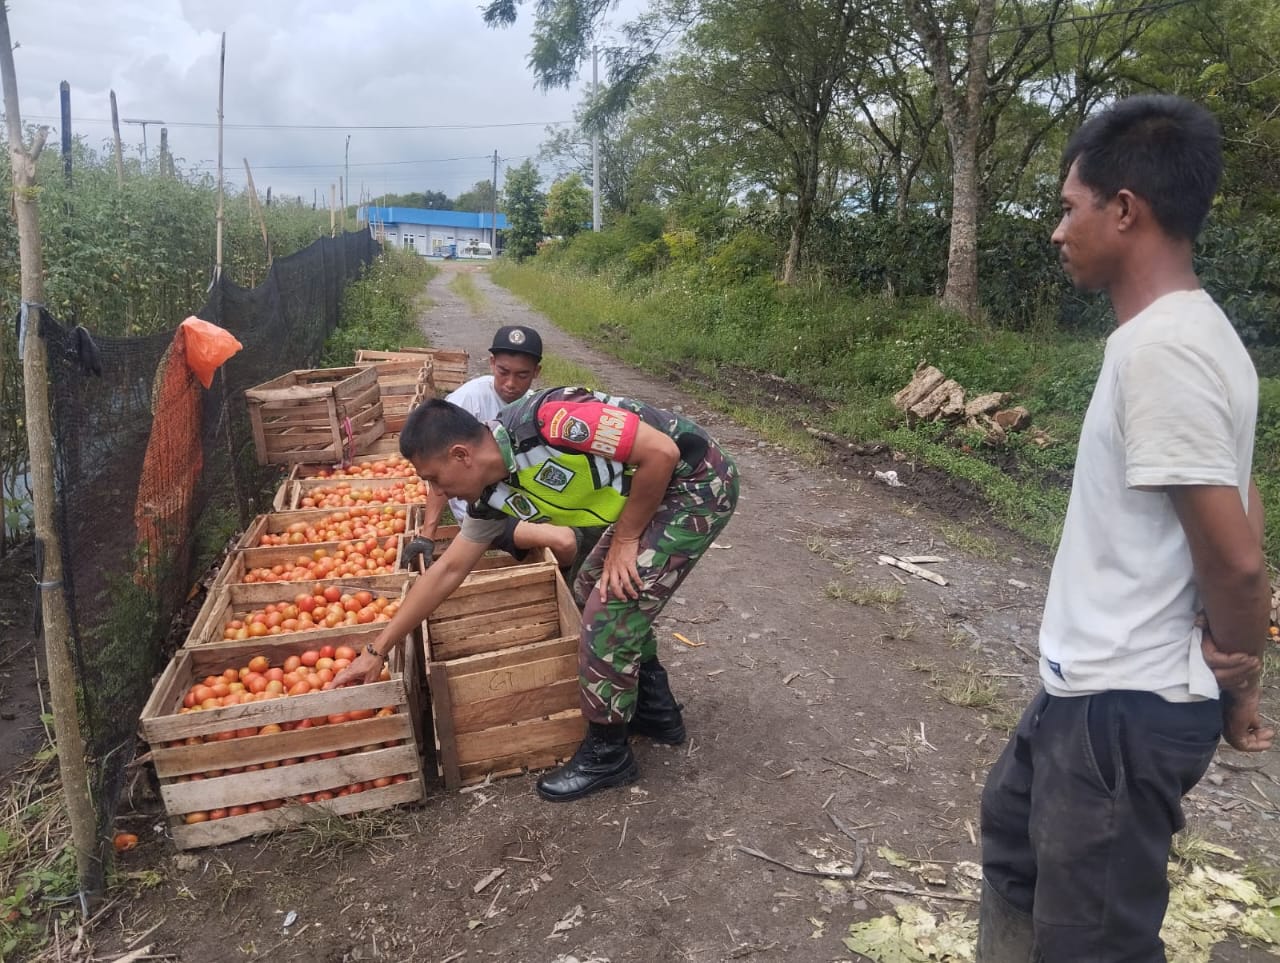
left=592, top=45, right=601, bottom=232
left=215, top=33, right=226, bottom=281
left=344, top=134, right=350, bottom=213
left=159, top=127, right=170, bottom=177
left=59, top=81, right=71, bottom=187
left=121, top=118, right=166, bottom=167
left=491, top=149, right=499, bottom=250
left=1, top=2, right=102, bottom=905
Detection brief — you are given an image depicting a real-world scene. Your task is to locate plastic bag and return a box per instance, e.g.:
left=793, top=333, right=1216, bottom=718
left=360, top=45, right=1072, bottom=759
left=180, top=316, right=242, bottom=388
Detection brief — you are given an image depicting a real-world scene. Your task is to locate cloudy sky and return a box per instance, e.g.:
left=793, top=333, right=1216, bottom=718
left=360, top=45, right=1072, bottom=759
left=7, top=0, right=621, bottom=204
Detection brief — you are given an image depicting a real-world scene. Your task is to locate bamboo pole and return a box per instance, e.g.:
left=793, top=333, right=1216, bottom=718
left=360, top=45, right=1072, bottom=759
left=0, top=4, right=102, bottom=904
left=243, top=158, right=271, bottom=268
left=214, top=32, right=226, bottom=281
left=330, top=183, right=336, bottom=237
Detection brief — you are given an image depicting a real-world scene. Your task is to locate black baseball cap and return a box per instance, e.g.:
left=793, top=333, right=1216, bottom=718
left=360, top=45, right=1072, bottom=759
left=489, top=325, right=543, bottom=361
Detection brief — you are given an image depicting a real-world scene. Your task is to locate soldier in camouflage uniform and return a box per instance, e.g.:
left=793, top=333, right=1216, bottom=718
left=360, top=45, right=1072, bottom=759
left=333, top=387, right=739, bottom=802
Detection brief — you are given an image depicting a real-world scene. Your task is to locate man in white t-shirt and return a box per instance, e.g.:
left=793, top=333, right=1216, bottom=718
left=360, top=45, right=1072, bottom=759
left=977, top=95, right=1272, bottom=962
left=417, top=325, right=580, bottom=569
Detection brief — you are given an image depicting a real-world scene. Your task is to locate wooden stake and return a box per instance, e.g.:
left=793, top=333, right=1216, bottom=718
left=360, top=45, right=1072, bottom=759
left=877, top=554, right=948, bottom=586
left=108, top=89, right=124, bottom=188
left=330, top=183, right=336, bottom=237
left=214, top=32, right=226, bottom=281
left=242, top=158, right=271, bottom=268
left=59, top=81, right=71, bottom=187
left=0, top=3, right=103, bottom=904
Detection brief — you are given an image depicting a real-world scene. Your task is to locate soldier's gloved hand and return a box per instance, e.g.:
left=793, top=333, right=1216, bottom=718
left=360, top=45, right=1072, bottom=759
left=400, top=536, right=436, bottom=572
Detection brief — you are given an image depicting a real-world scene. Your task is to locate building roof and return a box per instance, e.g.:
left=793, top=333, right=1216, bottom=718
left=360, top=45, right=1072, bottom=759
left=361, top=206, right=508, bottom=230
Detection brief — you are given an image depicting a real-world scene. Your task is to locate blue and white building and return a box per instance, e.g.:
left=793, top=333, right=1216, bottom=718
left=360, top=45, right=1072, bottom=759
left=359, top=206, right=508, bottom=258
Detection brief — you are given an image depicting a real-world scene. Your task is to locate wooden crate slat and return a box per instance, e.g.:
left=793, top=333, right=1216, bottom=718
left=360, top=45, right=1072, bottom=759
left=160, top=745, right=420, bottom=814
left=444, top=635, right=578, bottom=677
left=152, top=714, right=412, bottom=778
left=432, top=564, right=555, bottom=614
left=451, top=679, right=579, bottom=734
left=426, top=660, right=461, bottom=791
left=427, top=610, right=560, bottom=660
left=142, top=677, right=407, bottom=744
left=459, top=741, right=582, bottom=786
left=455, top=709, right=585, bottom=766
left=170, top=779, right=424, bottom=851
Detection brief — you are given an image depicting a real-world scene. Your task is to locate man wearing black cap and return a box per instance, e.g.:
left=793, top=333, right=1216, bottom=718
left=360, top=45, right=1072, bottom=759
left=419, top=325, right=580, bottom=569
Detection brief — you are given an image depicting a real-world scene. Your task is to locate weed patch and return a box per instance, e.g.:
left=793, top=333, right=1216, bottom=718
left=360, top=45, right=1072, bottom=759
left=823, top=580, right=904, bottom=611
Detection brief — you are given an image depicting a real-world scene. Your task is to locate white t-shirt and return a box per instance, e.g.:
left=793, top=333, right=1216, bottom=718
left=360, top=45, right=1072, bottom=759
left=1039, top=289, right=1257, bottom=702
left=444, top=376, right=519, bottom=524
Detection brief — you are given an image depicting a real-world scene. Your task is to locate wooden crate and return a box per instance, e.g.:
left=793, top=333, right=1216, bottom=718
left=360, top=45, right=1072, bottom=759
left=213, top=526, right=523, bottom=593
left=354, top=347, right=470, bottom=394
left=187, top=572, right=415, bottom=649
left=236, top=504, right=420, bottom=551
left=286, top=450, right=416, bottom=485
left=422, top=561, right=585, bottom=789
left=357, top=360, right=431, bottom=433
left=284, top=475, right=429, bottom=512
left=245, top=366, right=385, bottom=467
left=139, top=629, right=426, bottom=849
left=211, top=535, right=409, bottom=591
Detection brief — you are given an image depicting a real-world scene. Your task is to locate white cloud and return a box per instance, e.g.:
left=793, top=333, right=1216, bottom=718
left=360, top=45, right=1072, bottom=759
left=7, top=0, right=600, bottom=199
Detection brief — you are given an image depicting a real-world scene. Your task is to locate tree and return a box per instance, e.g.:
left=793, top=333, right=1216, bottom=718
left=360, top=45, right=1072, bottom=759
left=686, top=0, right=872, bottom=283
left=503, top=160, right=545, bottom=259
left=543, top=173, right=592, bottom=237
left=455, top=179, right=497, bottom=213
left=421, top=189, right=452, bottom=209
left=905, top=0, right=998, bottom=318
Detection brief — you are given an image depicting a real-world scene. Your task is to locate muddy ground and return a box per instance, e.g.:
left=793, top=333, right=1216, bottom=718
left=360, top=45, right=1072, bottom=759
left=7, top=261, right=1279, bottom=962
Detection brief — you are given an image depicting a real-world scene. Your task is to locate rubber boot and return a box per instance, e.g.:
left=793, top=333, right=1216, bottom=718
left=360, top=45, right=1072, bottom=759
left=628, top=658, right=686, bottom=745
left=536, top=722, right=639, bottom=802
left=976, top=879, right=1039, bottom=963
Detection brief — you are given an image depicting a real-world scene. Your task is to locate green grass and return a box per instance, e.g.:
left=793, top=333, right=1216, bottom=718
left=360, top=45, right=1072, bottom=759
left=447, top=269, right=486, bottom=313
left=822, top=580, right=904, bottom=611
left=539, top=353, right=601, bottom=390
left=321, top=249, right=436, bottom=366
left=491, top=253, right=1280, bottom=564
left=938, top=521, right=1001, bottom=559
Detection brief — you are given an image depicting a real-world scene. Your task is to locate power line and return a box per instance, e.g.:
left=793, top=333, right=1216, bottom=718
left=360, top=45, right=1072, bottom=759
left=189, top=154, right=495, bottom=171
left=24, top=114, right=572, bottom=132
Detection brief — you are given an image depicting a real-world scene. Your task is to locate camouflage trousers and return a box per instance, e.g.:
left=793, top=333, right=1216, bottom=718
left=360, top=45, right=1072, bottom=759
left=573, top=444, right=740, bottom=725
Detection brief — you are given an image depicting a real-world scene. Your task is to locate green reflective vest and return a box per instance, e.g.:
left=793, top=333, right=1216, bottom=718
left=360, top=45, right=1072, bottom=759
left=479, top=390, right=634, bottom=526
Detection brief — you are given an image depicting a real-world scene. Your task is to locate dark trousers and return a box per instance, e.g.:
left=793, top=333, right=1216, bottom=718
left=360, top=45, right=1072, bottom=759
left=980, top=689, right=1221, bottom=962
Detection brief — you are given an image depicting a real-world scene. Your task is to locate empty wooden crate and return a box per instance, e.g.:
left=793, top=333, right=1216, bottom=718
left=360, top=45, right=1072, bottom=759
left=246, top=366, right=385, bottom=466
left=354, top=347, right=470, bottom=394
left=422, top=561, right=585, bottom=789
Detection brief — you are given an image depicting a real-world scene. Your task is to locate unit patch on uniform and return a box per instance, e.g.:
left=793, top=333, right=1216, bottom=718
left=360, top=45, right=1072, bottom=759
left=534, top=461, right=574, bottom=492
left=562, top=416, right=591, bottom=444
left=505, top=491, right=539, bottom=519
left=588, top=407, right=629, bottom=458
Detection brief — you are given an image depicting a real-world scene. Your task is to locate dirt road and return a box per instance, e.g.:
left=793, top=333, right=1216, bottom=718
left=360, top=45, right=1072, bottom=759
left=104, top=262, right=1277, bottom=962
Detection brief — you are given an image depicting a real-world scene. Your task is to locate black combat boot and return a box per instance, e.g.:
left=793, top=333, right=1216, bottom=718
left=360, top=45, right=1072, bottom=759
left=536, top=723, right=639, bottom=802
left=628, top=658, right=686, bottom=745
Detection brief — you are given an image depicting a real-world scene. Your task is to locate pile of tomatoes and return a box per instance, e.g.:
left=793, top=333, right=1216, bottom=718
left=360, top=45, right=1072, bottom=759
left=257, top=506, right=410, bottom=547
left=221, top=588, right=400, bottom=640
left=240, top=536, right=401, bottom=584
left=307, top=456, right=417, bottom=480
left=171, top=647, right=415, bottom=823
left=298, top=478, right=427, bottom=510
